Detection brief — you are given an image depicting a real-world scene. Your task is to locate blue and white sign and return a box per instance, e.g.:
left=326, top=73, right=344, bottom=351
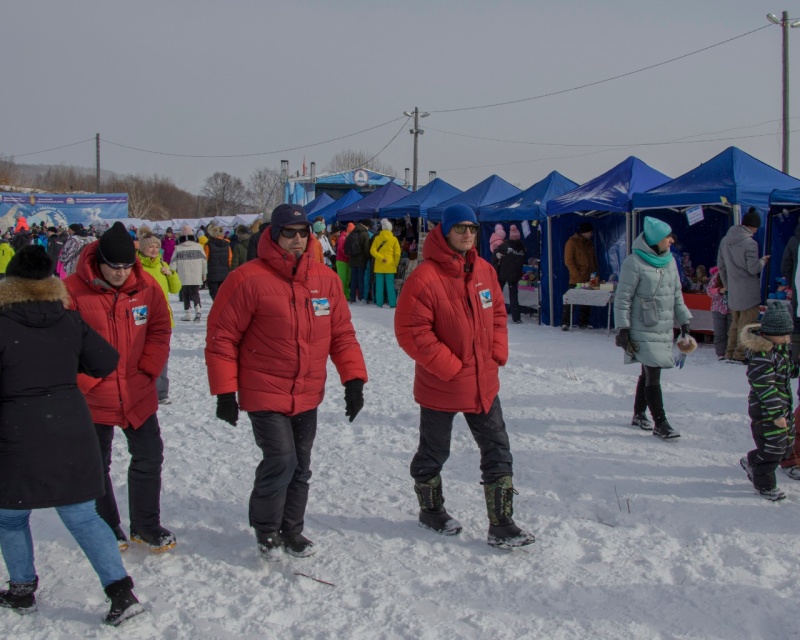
left=0, top=193, right=128, bottom=229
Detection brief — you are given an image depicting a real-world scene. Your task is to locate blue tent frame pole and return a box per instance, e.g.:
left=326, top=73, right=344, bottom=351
left=547, top=217, right=554, bottom=327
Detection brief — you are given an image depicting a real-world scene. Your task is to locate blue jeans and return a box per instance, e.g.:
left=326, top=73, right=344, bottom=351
left=0, top=501, right=127, bottom=587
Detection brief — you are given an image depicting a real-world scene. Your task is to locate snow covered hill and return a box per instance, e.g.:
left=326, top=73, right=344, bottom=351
left=1, top=293, right=797, bottom=639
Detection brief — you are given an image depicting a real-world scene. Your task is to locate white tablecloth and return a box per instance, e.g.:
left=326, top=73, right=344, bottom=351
left=562, top=288, right=614, bottom=307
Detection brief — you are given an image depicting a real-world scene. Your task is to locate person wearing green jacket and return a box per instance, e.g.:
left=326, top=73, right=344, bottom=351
left=613, top=217, right=692, bottom=439
left=370, top=219, right=402, bottom=308
left=138, top=231, right=181, bottom=404
left=0, top=234, right=15, bottom=279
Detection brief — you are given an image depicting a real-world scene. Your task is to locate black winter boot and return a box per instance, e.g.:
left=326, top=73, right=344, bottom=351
left=103, top=576, right=144, bottom=627
left=414, top=475, right=462, bottom=536
left=130, top=525, right=176, bottom=552
left=282, top=532, right=316, bottom=558
left=483, top=476, right=535, bottom=548
left=0, top=575, right=38, bottom=614
left=645, top=385, right=680, bottom=439
left=631, top=374, right=651, bottom=430
left=256, top=531, right=284, bottom=562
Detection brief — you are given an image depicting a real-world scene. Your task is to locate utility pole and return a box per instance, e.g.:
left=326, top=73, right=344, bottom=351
left=95, top=133, right=101, bottom=193
left=768, top=11, right=800, bottom=173
left=403, top=107, right=429, bottom=191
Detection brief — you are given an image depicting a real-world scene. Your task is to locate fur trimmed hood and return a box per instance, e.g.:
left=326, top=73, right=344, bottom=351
left=0, top=276, right=70, bottom=310
left=739, top=323, right=778, bottom=353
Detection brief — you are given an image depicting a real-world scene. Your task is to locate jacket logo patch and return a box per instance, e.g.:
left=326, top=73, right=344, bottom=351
left=132, top=305, right=149, bottom=325
left=479, top=289, right=492, bottom=309
left=311, top=298, right=330, bottom=316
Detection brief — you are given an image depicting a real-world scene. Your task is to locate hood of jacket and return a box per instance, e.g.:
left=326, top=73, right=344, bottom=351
left=422, top=225, right=477, bottom=279
left=0, top=276, right=70, bottom=328
left=740, top=323, right=777, bottom=353
left=257, top=225, right=319, bottom=281
left=726, top=224, right=756, bottom=248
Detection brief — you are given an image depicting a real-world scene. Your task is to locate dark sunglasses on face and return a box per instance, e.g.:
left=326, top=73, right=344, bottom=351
left=451, top=224, right=479, bottom=235
left=106, top=261, right=135, bottom=270
left=280, top=227, right=310, bottom=239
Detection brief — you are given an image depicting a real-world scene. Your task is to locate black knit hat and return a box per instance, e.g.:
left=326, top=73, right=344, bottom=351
left=760, top=301, right=794, bottom=336
left=270, top=204, right=310, bottom=242
left=742, top=207, right=761, bottom=229
left=6, top=245, right=53, bottom=280
left=98, top=221, right=136, bottom=265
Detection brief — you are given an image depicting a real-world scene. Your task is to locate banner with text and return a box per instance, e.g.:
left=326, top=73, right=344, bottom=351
left=0, top=193, right=128, bottom=229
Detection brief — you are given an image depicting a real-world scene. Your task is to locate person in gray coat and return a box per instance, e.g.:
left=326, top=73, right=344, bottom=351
left=717, top=208, right=769, bottom=364
left=614, top=217, right=692, bottom=439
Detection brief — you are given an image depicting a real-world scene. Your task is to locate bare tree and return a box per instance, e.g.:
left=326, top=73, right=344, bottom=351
left=0, top=155, right=19, bottom=187
left=124, top=176, right=156, bottom=219
left=247, top=167, right=283, bottom=214
left=323, top=149, right=396, bottom=176
left=201, top=172, right=247, bottom=216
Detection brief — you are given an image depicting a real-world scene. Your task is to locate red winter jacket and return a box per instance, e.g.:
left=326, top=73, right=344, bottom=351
left=394, top=225, right=508, bottom=414
left=205, top=228, right=367, bottom=415
left=65, top=242, right=172, bottom=429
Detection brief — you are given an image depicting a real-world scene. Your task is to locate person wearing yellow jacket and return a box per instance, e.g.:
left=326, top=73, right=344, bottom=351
left=0, top=234, right=15, bottom=279
left=370, top=219, right=402, bottom=308
left=137, top=231, right=181, bottom=404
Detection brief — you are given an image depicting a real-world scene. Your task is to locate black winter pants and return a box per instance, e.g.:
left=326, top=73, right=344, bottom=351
left=410, top=396, right=513, bottom=484
left=207, top=280, right=223, bottom=301
left=498, top=279, right=520, bottom=323
left=747, top=419, right=794, bottom=490
left=94, top=413, right=164, bottom=533
left=181, top=284, right=201, bottom=309
left=248, top=409, right=317, bottom=540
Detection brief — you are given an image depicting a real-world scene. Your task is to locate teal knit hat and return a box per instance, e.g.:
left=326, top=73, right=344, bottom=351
left=643, top=216, right=672, bottom=245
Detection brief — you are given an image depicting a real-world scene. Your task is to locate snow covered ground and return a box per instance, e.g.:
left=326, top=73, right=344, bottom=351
left=2, top=292, right=798, bottom=639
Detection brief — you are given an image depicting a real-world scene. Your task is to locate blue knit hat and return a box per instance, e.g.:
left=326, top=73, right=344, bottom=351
left=441, top=203, right=478, bottom=236
left=643, top=216, right=672, bottom=246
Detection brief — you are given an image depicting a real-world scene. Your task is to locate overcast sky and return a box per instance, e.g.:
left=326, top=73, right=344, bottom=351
left=4, top=0, right=798, bottom=195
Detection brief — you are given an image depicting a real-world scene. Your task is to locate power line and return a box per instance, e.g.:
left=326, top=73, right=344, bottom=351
left=9, top=137, right=95, bottom=158
left=101, top=116, right=406, bottom=158
left=430, top=24, right=771, bottom=114
left=315, top=118, right=411, bottom=177
left=435, top=128, right=800, bottom=173
left=427, top=117, right=797, bottom=149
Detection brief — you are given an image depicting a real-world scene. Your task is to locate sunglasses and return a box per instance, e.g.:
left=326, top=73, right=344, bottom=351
left=280, top=227, right=310, bottom=239
left=98, top=247, right=135, bottom=270
left=451, top=224, right=479, bottom=235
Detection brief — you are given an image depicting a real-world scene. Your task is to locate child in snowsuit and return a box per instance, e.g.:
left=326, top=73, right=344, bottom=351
left=739, top=301, right=800, bottom=501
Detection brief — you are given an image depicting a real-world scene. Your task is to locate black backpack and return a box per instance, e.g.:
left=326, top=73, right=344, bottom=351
left=345, top=231, right=363, bottom=259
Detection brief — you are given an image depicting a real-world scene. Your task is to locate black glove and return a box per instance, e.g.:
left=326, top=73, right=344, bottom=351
left=615, top=328, right=639, bottom=356
left=344, top=379, right=364, bottom=423
left=680, top=323, right=690, bottom=339
left=216, top=393, right=239, bottom=426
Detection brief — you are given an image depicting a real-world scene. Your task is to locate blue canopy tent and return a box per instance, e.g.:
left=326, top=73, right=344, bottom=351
left=544, top=156, right=671, bottom=328
left=336, top=182, right=410, bottom=223
left=478, top=171, right=579, bottom=323
left=426, top=175, right=521, bottom=224
left=379, top=178, right=462, bottom=219
left=632, top=147, right=800, bottom=306
left=304, top=192, right=334, bottom=216
left=478, top=171, right=579, bottom=260
left=768, top=187, right=800, bottom=295
left=314, top=190, right=363, bottom=226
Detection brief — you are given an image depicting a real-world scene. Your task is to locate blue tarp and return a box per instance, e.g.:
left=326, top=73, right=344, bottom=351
left=379, top=178, right=462, bottom=219
left=426, top=175, right=521, bottom=223
left=633, top=148, right=800, bottom=299
left=304, top=192, right=334, bottom=216
left=768, top=187, right=800, bottom=295
left=633, top=147, right=800, bottom=216
left=480, top=171, right=578, bottom=222
left=336, top=182, right=411, bottom=222
left=314, top=190, right=363, bottom=226
left=547, top=157, right=671, bottom=217
left=542, top=156, right=671, bottom=327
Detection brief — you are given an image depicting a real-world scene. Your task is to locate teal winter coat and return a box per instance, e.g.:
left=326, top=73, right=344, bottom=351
left=614, top=233, right=692, bottom=368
